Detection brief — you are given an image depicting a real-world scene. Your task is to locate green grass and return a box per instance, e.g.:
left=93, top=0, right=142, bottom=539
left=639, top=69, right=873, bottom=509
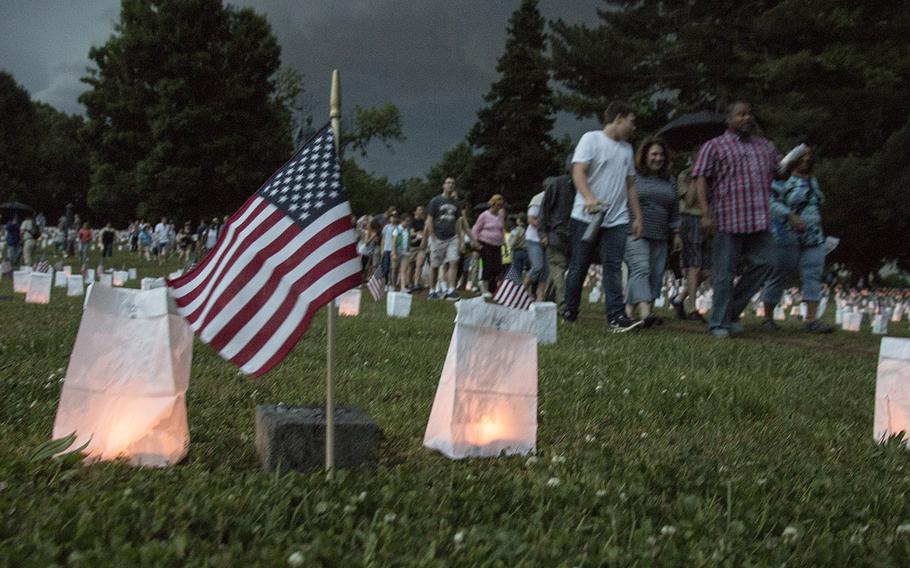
left=2, top=251, right=910, bottom=566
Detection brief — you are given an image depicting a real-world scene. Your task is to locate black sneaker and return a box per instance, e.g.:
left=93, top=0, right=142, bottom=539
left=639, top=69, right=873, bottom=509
left=609, top=315, right=644, bottom=333
left=561, top=310, right=577, bottom=323
left=804, top=319, right=834, bottom=334
left=445, top=291, right=460, bottom=301
left=760, top=319, right=780, bottom=331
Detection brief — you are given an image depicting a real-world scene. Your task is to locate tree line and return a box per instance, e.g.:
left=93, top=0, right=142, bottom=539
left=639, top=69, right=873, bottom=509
left=0, top=0, right=907, bottom=276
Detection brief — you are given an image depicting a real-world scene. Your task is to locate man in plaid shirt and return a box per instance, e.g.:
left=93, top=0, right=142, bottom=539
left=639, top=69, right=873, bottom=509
left=693, top=101, right=782, bottom=337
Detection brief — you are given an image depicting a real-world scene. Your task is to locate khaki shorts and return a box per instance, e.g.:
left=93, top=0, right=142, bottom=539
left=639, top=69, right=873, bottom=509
left=429, top=236, right=459, bottom=268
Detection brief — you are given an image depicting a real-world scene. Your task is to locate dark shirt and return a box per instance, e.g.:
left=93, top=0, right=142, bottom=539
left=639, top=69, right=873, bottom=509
left=5, top=222, right=20, bottom=246
left=427, top=196, right=461, bottom=241
left=539, top=175, right=575, bottom=254
left=101, top=228, right=115, bottom=245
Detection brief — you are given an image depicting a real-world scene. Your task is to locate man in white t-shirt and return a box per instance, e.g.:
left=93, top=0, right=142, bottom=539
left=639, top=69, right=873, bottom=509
left=154, top=217, right=170, bottom=262
left=563, top=101, right=644, bottom=332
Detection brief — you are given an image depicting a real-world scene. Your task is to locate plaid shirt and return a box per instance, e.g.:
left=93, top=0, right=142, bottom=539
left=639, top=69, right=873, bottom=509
left=692, top=131, right=781, bottom=234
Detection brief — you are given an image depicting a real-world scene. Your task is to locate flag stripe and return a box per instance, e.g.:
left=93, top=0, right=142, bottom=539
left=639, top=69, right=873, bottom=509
left=180, top=205, right=289, bottom=317
left=188, top=212, right=301, bottom=329
left=170, top=196, right=270, bottom=296
left=231, top=254, right=361, bottom=372
left=243, top=262, right=362, bottom=376
left=195, top=214, right=353, bottom=340
left=206, top=229, right=357, bottom=352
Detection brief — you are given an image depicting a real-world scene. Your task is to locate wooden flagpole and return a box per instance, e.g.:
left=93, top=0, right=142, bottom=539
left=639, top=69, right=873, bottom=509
left=326, top=69, right=341, bottom=479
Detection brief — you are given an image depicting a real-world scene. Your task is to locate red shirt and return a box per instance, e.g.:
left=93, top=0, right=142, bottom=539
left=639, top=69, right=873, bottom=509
left=692, top=131, right=781, bottom=234
left=78, top=228, right=93, bottom=243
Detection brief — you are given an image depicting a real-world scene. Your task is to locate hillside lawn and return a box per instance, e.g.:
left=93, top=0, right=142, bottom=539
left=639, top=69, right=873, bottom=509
left=2, top=252, right=910, bottom=566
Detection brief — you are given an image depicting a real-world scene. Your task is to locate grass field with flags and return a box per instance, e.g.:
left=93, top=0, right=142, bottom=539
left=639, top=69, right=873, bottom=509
left=2, top=253, right=910, bottom=565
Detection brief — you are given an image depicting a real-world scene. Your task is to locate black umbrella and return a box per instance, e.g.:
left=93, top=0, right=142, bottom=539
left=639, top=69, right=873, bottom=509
left=656, top=111, right=726, bottom=152
left=0, top=201, right=34, bottom=214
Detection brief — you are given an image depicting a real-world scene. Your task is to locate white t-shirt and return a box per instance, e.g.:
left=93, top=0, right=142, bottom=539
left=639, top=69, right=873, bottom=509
left=154, top=222, right=170, bottom=243
left=570, top=131, right=635, bottom=228
left=525, top=191, right=544, bottom=243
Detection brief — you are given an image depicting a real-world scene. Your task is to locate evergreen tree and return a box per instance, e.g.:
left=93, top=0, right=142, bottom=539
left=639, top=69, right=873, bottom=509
left=468, top=0, right=560, bottom=206
left=0, top=71, right=40, bottom=203
left=79, top=0, right=292, bottom=223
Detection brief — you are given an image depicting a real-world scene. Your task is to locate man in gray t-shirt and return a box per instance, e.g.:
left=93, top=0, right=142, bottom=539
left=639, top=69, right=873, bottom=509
left=424, top=177, right=463, bottom=299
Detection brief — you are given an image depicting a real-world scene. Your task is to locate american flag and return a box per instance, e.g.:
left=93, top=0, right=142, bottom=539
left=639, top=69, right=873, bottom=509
left=33, top=259, right=51, bottom=273
left=493, top=263, right=534, bottom=310
left=366, top=263, right=387, bottom=301
left=167, top=124, right=360, bottom=377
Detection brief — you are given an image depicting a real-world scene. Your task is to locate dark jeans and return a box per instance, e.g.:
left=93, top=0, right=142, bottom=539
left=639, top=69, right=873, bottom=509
left=564, top=219, right=628, bottom=320
left=710, top=230, right=775, bottom=330
left=102, top=242, right=113, bottom=258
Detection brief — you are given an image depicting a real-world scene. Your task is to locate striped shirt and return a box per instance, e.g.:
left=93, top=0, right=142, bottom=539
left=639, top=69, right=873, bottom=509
left=692, top=131, right=781, bottom=234
left=631, top=174, right=680, bottom=240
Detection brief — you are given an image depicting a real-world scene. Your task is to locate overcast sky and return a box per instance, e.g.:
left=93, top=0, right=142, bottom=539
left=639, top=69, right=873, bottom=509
left=0, top=1, right=602, bottom=182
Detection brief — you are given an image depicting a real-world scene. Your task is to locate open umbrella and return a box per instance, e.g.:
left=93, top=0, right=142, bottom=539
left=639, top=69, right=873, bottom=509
left=656, top=111, right=726, bottom=152
left=0, top=201, right=35, bottom=215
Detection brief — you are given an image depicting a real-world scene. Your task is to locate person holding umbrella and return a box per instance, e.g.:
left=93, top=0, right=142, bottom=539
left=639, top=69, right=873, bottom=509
left=4, top=215, right=21, bottom=265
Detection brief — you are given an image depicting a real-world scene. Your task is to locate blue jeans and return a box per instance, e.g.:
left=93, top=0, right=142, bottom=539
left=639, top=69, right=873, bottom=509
left=624, top=236, right=667, bottom=305
left=762, top=244, right=825, bottom=304
left=564, top=219, right=628, bottom=320
left=511, top=248, right=530, bottom=278
left=710, top=230, right=775, bottom=330
left=526, top=241, right=548, bottom=291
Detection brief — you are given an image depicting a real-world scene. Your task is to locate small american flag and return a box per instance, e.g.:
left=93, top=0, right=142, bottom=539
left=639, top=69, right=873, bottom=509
left=366, top=264, right=387, bottom=301
left=167, top=124, right=360, bottom=377
left=493, top=263, right=534, bottom=310
left=33, top=259, right=51, bottom=273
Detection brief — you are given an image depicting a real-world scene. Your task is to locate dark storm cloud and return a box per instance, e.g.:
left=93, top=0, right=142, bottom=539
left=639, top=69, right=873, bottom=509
left=0, top=0, right=600, bottom=180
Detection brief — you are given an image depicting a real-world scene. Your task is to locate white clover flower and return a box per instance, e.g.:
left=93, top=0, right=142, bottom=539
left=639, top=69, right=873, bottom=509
left=315, top=502, right=329, bottom=514
left=640, top=432, right=648, bottom=439
left=453, top=530, right=465, bottom=544
left=756, top=478, right=768, bottom=486
left=595, top=384, right=603, bottom=393
left=623, top=388, right=630, bottom=396
left=595, top=489, right=607, bottom=498
left=384, top=513, right=397, bottom=523
left=357, top=491, right=367, bottom=502
left=343, top=504, right=356, bottom=514
left=584, top=434, right=596, bottom=443
left=525, top=456, right=539, bottom=467
left=287, top=551, right=304, bottom=567
left=675, top=392, right=682, bottom=399
left=782, top=526, right=800, bottom=542
left=897, top=523, right=910, bottom=534
left=551, top=454, right=566, bottom=465
left=660, top=525, right=676, bottom=536
left=546, top=477, right=561, bottom=488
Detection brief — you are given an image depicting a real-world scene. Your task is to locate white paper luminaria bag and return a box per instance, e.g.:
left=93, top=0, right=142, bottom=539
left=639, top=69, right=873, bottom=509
left=874, top=338, right=910, bottom=446
left=52, top=285, right=193, bottom=466
left=424, top=297, right=537, bottom=459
